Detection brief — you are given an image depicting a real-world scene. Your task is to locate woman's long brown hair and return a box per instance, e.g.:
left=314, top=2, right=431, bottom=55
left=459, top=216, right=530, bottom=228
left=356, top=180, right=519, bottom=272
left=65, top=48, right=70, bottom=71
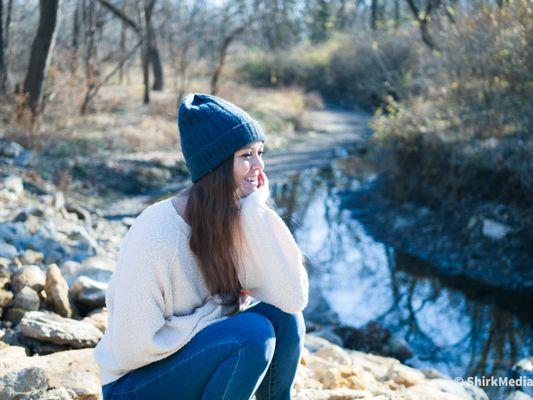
left=182, top=155, right=247, bottom=317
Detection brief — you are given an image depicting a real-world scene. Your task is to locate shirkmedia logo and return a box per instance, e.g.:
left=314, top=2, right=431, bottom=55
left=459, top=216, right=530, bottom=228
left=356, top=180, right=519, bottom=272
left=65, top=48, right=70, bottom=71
left=454, top=375, right=533, bottom=388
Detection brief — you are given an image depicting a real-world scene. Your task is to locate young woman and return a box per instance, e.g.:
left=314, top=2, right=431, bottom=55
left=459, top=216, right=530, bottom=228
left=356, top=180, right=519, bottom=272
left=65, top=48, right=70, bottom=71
left=93, top=93, right=309, bottom=400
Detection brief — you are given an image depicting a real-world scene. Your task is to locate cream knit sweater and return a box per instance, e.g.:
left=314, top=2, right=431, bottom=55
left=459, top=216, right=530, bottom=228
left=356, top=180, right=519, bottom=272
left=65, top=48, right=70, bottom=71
left=92, top=185, right=309, bottom=386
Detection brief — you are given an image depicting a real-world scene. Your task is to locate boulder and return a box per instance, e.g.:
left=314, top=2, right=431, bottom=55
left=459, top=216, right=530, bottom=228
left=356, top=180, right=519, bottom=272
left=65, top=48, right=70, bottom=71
left=17, top=310, right=102, bottom=348
left=44, top=264, right=72, bottom=318
left=11, top=265, right=46, bottom=293
left=12, top=286, right=40, bottom=311
left=69, top=276, right=107, bottom=312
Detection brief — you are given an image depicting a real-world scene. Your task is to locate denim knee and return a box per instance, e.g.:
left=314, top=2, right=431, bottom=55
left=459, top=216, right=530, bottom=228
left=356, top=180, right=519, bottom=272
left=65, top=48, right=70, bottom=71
left=269, top=307, right=306, bottom=346
left=237, top=312, right=276, bottom=366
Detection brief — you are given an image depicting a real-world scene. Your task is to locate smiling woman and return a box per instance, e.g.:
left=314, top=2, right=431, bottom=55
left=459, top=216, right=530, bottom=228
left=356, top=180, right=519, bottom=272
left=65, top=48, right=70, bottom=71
left=93, top=93, right=309, bottom=400
left=234, top=141, right=266, bottom=198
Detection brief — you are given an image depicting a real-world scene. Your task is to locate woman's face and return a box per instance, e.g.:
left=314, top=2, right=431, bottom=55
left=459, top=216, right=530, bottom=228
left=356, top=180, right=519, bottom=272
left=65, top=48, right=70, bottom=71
left=233, top=141, right=265, bottom=197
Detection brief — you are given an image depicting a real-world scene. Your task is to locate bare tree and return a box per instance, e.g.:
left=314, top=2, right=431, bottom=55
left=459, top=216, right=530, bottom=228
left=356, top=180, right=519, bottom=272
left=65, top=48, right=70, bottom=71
left=404, top=0, right=441, bottom=49
left=0, top=0, right=6, bottom=93
left=22, top=0, right=59, bottom=116
left=210, top=0, right=263, bottom=95
left=98, top=0, right=164, bottom=103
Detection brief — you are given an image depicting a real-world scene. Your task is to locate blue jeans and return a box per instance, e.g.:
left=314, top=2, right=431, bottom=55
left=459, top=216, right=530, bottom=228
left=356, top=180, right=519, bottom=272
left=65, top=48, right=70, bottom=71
left=101, top=301, right=306, bottom=400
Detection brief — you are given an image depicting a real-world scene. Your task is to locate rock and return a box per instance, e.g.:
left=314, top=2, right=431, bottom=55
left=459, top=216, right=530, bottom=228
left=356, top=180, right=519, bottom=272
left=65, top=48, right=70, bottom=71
left=305, top=333, right=338, bottom=353
left=55, top=220, right=98, bottom=254
left=0, top=138, right=31, bottom=166
left=0, top=288, right=14, bottom=307
left=12, top=286, right=40, bottom=311
left=44, top=264, right=72, bottom=318
left=0, top=263, right=12, bottom=288
left=0, top=345, right=100, bottom=399
left=11, top=265, right=46, bottom=293
left=13, top=211, right=29, bottom=222
left=65, top=204, right=92, bottom=225
left=482, top=218, right=512, bottom=240
left=0, top=366, right=49, bottom=399
left=312, top=326, right=344, bottom=348
left=53, top=191, right=66, bottom=211
left=17, top=310, right=103, bottom=348
left=2, top=175, right=25, bottom=196
left=81, top=255, right=115, bottom=272
left=4, top=307, right=27, bottom=325
left=61, top=260, right=112, bottom=287
left=20, top=386, right=75, bottom=400
left=82, top=307, right=107, bottom=332
left=383, top=336, right=413, bottom=362
left=32, top=348, right=101, bottom=399
left=293, top=387, right=389, bottom=399
left=315, top=343, right=352, bottom=366
left=21, top=249, right=44, bottom=265
left=0, top=241, right=18, bottom=259
left=405, top=377, right=489, bottom=400
left=69, top=275, right=107, bottom=311
left=0, top=345, right=28, bottom=368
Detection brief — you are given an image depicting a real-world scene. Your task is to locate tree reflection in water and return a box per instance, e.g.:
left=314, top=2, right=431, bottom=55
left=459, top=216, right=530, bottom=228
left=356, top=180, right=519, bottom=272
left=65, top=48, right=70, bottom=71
left=270, top=166, right=532, bottom=399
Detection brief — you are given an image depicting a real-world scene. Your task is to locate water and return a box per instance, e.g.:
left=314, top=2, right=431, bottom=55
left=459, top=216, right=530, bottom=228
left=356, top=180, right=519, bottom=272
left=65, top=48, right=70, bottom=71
left=269, top=162, right=532, bottom=399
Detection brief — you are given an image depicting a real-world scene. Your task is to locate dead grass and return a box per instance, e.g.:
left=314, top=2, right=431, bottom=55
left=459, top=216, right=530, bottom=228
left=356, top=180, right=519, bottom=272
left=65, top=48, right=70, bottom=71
left=2, top=67, right=319, bottom=163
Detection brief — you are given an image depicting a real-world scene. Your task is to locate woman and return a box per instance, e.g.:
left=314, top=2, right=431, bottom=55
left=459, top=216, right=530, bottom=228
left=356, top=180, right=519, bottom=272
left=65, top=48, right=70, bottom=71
left=92, top=93, right=309, bottom=400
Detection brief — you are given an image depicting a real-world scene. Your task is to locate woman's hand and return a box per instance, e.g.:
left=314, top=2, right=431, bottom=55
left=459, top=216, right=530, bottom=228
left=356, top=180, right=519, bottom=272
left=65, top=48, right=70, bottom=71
left=257, top=170, right=269, bottom=191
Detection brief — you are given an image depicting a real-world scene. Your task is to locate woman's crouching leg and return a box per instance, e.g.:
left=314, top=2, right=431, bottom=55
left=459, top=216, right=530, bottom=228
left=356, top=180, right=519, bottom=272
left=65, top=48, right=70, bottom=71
left=102, top=312, right=275, bottom=400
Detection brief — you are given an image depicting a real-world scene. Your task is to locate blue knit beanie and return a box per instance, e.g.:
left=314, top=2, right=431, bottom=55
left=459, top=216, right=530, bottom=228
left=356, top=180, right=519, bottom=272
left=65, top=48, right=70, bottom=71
left=178, top=93, right=266, bottom=183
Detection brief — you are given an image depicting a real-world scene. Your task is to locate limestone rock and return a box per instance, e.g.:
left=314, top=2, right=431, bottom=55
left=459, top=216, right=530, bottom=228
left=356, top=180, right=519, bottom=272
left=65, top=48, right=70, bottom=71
left=0, top=345, right=100, bottom=399
left=17, top=310, right=103, bottom=348
left=0, top=366, right=49, bottom=399
left=0, top=288, right=14, bottom=307
left=45, top=264, right=72, bottom=318
left=82, top=307, right=108, bottom=333
left=69, top=275, right=107, bottom=311
left=0, top=264, right=11, bottom=288
left=12, top=286, right=40, bottom=311
left=11, top=265, right=46, bottom=293
left=21, top=249, right=45, bottom=265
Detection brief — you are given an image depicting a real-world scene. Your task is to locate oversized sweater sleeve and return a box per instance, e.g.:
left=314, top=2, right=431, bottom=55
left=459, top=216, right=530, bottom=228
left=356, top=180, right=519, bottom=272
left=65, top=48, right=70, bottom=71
left=102, top=208, right=205, bottom=373
left=237, top=186, right=309, bottom=314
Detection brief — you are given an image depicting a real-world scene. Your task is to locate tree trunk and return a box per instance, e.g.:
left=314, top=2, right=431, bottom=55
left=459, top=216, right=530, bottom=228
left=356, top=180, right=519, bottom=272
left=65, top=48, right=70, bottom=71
left=23, top=0, right=59, bottom=115
left=404, top=0, right=438, bottom=50
left=371, top=0, right=378, bottom=30
left=119, top=0, right=128, bottom=83
left=72, top=1, right=80, bottom=52
left=147, top=24, right=163, bottom=90
left=4, top=0, right=13, bottom=84
left=0, top=0, right=6, bottom=93
left=80, top=1, right=98, bottom=115
left=143, top=0, right=163, bottom=91
left=141, top=45, right=150, bottom=104
left=394, top=0, right=400, bottom=29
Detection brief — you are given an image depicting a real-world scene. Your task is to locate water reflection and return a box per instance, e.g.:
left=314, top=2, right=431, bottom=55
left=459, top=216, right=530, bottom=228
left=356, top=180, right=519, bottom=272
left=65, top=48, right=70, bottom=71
left=270, top=164, right=532, bottom=399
